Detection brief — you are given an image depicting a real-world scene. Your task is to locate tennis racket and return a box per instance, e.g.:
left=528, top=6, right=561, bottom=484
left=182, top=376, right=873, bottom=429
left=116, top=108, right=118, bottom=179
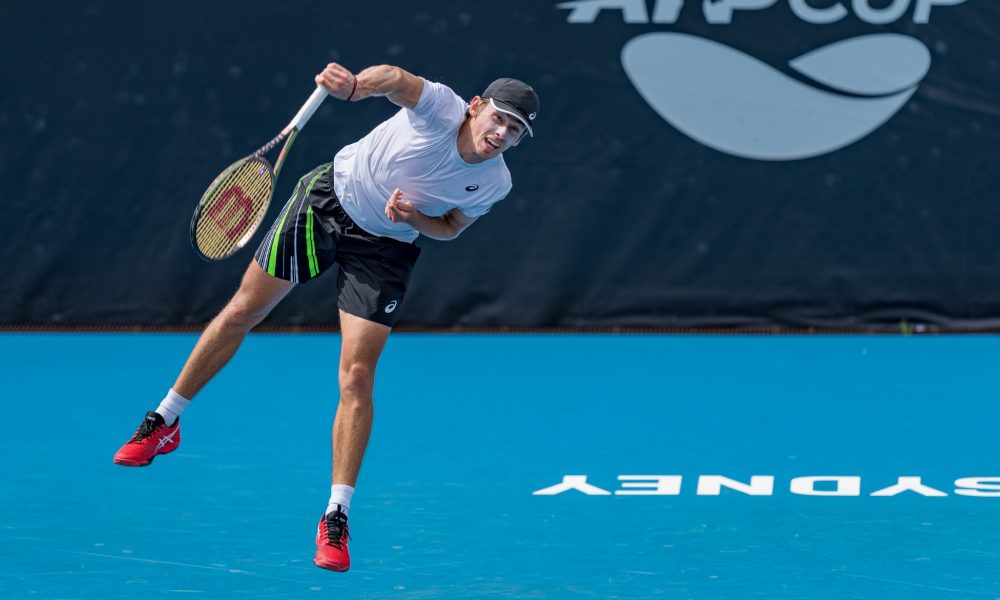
left=190, top=86, right=329, bottom=261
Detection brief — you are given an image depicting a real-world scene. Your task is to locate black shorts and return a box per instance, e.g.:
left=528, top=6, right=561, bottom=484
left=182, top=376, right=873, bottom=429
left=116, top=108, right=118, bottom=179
left=254, top=162, right=421, bottom=327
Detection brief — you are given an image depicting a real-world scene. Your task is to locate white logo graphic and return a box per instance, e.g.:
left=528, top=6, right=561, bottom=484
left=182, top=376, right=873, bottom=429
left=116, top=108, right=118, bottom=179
left=533, top=474, right=1000, bottom=497
left=622, top=33, right=929, bottom=160
left=384, top=300, right=398, bottom=313
left=558, top=0, right=966, bottom=161
left=156, top=427, right=178, bottom=451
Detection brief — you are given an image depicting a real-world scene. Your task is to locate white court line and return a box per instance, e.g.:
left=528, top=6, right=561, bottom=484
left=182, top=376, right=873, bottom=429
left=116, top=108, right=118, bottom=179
left=21, top=547, right=319, bottom=586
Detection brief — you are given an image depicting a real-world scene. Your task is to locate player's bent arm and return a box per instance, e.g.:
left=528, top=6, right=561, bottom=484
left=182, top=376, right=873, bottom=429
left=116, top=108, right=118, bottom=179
left=409, top=208, right=478, bottom=241
left=350, top=65, right=423, bottom=109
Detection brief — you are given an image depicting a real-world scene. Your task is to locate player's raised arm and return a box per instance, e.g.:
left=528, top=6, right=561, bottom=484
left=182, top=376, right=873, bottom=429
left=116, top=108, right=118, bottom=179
left=315, top=63, right=423, bottom=109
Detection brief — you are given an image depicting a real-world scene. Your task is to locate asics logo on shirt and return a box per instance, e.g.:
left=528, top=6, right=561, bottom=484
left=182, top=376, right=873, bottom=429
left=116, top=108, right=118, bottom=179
left=465, top=185, right=479, bottom=192
left=385, top=300, right=398, bottom=313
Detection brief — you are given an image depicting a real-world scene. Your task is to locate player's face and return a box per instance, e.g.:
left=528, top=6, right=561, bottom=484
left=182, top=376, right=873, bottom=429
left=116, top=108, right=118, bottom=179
left=470, top=98, right=525, bottom=159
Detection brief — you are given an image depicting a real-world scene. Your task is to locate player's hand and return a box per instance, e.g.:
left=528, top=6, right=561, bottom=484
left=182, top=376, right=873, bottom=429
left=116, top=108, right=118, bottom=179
left=385, top=188, right=416, bottom=224
left=315, top=63, right=357, bottom=101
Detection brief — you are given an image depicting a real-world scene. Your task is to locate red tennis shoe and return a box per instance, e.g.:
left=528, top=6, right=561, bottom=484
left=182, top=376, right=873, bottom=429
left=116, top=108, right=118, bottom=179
left=314, top=508, right=351, bottom=572
left=113, top=411, right=180, bottom=467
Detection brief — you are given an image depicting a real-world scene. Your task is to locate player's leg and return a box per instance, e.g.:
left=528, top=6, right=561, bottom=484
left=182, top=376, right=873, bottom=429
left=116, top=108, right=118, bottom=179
left=314, top=310, right=391, bottom=572
left=332, top=309, right=391, bottom=486
left=309, top=172, right=421, bottom=572
left=113, top=262, right=294, bottom=466
left=113, top=164, right=334, bottom=467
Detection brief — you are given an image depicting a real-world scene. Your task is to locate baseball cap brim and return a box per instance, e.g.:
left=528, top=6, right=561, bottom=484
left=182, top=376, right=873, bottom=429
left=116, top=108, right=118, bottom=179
left=489, top=98, right=533, bottom=137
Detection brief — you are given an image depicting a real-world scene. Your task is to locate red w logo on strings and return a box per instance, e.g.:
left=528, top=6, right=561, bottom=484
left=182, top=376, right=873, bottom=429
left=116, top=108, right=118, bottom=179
left=207, top=186, right=254, bottom=240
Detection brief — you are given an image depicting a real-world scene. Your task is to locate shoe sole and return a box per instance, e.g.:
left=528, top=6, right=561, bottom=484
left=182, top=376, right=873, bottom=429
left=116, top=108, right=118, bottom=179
left=313, top=558, right=349, bottom=572
left=113, top=447, right=176, bottom=467
left=113, top=457, right=153, bottom=467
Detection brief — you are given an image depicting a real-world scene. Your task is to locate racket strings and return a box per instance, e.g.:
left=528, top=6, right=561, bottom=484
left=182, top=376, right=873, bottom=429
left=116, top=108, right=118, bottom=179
left=194, top=159, right=273, bottom=260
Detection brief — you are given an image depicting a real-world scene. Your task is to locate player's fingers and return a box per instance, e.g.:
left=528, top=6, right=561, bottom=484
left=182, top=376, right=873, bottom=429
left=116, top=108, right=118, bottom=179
left=320, top=64, right=339, bottom=82
left=319, top=65, right=354, bottom=99
left=318, top=75, right=340, bottom=95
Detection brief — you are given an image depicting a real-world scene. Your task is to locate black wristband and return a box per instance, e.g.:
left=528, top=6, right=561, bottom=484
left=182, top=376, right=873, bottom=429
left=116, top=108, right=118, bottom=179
left=346, top=76, right=358, bottom=101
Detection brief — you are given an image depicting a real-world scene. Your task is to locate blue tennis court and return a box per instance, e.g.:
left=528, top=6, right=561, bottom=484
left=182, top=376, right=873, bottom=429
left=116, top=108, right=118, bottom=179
left=3, top=333, right=999, bottom=598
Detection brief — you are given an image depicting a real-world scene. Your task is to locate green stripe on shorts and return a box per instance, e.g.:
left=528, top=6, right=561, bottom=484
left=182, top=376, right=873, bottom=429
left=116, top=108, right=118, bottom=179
left=306, top=205, right=319, bottom=277
left=267, top=164, right=333, bottom=277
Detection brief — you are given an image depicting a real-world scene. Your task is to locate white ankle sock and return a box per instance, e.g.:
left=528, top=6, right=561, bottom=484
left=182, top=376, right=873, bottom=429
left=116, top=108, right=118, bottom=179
left=327, top=484, right=355, bottom=516
left=155, top=389, right=190, bottom=426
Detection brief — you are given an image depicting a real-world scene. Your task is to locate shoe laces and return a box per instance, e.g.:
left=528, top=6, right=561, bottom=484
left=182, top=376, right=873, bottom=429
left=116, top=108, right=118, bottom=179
left=130, top=417, right=160, bottom=443
left=322, top=512, right=350, bottom=549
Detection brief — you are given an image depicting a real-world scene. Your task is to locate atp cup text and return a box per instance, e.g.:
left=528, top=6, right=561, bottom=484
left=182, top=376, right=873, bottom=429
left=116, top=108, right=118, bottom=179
left=558, top=0, right=966, bottom=25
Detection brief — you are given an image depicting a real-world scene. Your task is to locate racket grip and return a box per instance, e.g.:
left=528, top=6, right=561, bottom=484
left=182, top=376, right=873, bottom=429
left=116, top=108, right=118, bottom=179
left=286, top=86, right=329, bottom=132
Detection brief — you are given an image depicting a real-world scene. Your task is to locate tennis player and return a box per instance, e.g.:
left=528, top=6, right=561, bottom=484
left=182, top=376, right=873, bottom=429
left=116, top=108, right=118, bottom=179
left=113, top=62, right=539, bottom=572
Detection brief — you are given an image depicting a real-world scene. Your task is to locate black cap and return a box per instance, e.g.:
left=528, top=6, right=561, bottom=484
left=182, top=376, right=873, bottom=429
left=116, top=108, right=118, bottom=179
left=482, top=78, right=539, bottom=137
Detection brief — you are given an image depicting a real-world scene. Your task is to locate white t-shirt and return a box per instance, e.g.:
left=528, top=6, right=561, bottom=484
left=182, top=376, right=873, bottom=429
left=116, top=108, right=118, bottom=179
left=332, top=79, right=512, bottom=243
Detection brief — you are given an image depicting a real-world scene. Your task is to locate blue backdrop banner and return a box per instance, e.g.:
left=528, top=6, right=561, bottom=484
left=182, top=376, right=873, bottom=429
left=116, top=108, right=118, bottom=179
left=1, top=1, right=997, bottom=328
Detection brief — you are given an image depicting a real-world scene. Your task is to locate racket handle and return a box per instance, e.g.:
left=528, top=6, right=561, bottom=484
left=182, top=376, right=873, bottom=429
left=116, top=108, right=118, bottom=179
left=286, top=86, right=329, bottom=133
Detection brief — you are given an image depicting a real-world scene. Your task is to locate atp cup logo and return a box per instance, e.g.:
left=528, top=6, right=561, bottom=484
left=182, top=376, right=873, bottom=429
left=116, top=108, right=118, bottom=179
left=557, top=0, right=968, bottom=161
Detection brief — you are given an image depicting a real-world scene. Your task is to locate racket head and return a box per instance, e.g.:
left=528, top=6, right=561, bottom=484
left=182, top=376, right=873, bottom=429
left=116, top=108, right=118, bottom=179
left=190, top=157, right=276, bottom=261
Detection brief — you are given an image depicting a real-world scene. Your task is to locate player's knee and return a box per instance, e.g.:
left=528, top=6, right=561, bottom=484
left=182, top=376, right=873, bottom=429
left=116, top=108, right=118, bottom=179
left=339, top=362, right=375, bottom=403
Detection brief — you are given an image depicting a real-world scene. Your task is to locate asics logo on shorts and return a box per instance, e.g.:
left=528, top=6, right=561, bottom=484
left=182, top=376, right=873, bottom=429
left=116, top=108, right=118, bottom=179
left=384, top=300, right=398, bottom=314
left=465, top=185, right=480, bottom=192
